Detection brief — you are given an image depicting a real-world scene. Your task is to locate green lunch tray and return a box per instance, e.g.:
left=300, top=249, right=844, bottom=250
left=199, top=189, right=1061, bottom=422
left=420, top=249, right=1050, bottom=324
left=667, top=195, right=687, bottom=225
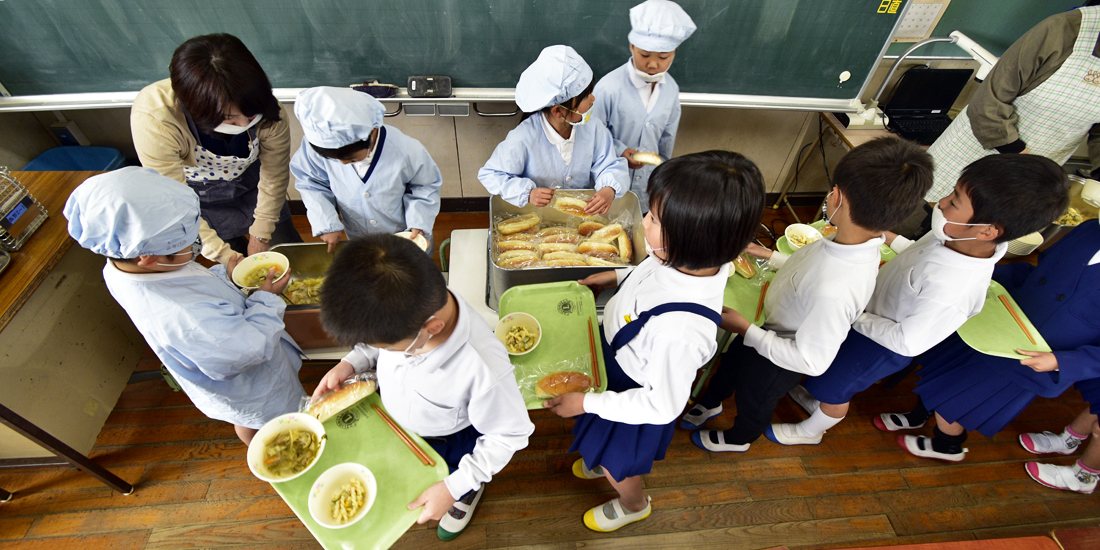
left=270, top=393, right=448, bottom=550
left=957, top=281, right=1051, bottom=359
left=775, top=219, right=897, bottom=263
left=498, top=281, right=608, bottom=409
left=724, top=257, right=775, bottom=327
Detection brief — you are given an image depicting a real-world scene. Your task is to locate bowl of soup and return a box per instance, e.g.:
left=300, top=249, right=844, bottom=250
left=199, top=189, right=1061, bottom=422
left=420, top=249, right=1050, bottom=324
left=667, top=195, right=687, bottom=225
left=232, top=252, right=290, bottom=289
left=247, top=412, right=326, bottom=483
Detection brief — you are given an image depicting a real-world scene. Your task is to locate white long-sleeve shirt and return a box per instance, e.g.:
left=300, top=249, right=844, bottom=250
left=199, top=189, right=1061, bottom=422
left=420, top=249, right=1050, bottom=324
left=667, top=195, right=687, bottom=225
left=745, top=236, right=884, bottom=376
left=852, top=233, right=1007, bottom=357
left=582, top=257, right=728, bottom=425
left=342, top=291, right=533, bottom=499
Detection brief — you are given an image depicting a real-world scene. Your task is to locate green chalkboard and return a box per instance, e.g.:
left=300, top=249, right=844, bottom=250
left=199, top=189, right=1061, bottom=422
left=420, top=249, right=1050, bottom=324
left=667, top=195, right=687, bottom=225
left=886, top=0, right=1082, bottom=57
left=0, top=1, right=904, bottom=100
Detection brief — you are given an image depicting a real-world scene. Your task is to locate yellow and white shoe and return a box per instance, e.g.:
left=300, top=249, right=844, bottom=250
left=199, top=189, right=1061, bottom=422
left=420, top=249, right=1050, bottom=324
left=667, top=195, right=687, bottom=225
left=583, top=497, right=651, bottom=532
left=572, top=458, right=604, bottom=480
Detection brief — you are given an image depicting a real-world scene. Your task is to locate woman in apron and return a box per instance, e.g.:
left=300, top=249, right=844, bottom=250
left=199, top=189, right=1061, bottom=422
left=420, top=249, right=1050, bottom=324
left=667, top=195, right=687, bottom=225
left=131, top=33, right=301, bottom=264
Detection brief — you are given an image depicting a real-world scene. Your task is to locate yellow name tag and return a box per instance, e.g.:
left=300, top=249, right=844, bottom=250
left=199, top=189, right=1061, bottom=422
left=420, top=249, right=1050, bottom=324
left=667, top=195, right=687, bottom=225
left=624, top=314, right=632, bottom=323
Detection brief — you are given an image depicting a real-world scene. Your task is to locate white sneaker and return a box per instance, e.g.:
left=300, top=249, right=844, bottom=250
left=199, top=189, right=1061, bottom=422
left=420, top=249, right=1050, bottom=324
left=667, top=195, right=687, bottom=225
left=680, top=403, right=723, bottom=430
left=437, top=483, right=484, bottom=540
left=765, top=422, right=822, bottom=445
left=1025, top=462, right=1098, bottom=494
left=583, top=497, right=651, bottom=532
left=874, top=413, right=925, bottom=432
left=897, top=435, right=967, bottom=462
left=788, top=385, right=820, bottom=415
left=691, top=429, right=750, bottom=453
left=1019, top=430, right=1084, bottom=455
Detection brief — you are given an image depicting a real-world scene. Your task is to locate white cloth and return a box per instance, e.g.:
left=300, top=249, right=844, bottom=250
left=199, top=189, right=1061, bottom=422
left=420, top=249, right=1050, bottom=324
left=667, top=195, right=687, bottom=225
left=628, top=0, right=697, bottom=52
left=352, top=144, right=377, bottom=179
left=64, top=167, right=200, bottom=259
left=592, top=59, right=680, bottom=211
left=539, top=112, right=576, bottom=165
left=295, top=87, right=386, bottom=149
left=628, top=59, right=662, bottom=114
left=854, top=233, right=1008, bottom=357
left=515, top=45, right=594, bottom=112
left=340, top=291, right=533, bottom=500
left=582, top=256, right=728, bottom=425
left=745, top=236, right=884, bottom=376
left=477, top=114, right=629, bottom=207
left=292, top=125, right=443, bottom=237
left=103, top=261, right=305, bottom=429
left=183, top=130, right=259, bottom=184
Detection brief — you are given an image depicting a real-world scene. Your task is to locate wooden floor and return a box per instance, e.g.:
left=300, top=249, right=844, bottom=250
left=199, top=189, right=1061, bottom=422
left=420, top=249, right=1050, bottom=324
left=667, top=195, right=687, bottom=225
left=2, top=207, right=1097, bottom=550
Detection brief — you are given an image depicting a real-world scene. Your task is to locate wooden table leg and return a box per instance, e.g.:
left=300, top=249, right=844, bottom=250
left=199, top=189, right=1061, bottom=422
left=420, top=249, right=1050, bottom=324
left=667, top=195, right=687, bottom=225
left=0, top=403, right=134, bottom=495
left=0, top=487, right=11, bottom=501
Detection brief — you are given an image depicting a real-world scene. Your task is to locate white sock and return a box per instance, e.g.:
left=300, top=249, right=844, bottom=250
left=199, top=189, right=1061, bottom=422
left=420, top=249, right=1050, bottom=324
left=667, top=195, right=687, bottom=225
left=796, top=408, right=844, bottom=438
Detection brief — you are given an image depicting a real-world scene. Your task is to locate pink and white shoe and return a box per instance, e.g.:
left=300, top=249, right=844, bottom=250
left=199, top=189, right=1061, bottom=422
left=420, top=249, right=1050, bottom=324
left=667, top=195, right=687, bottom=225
left=1019, top=430, right=1084, bottom=455
left=1025, top=462, right=1098, bottom=494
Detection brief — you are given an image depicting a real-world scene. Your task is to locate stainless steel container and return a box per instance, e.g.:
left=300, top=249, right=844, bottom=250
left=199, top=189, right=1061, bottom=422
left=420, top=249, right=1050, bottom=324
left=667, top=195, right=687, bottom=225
left=487, top=192, right=645, bottom=311
left=270, top=241, right=345, bottom=349
left=1039, top=175, right=1099, bottom=251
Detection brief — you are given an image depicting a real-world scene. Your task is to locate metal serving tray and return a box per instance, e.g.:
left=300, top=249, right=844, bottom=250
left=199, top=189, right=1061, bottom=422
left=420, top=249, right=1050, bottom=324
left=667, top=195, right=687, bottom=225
left=486, top=192, right=645, bottom=311
left=270, top=242, right=345, bottom=349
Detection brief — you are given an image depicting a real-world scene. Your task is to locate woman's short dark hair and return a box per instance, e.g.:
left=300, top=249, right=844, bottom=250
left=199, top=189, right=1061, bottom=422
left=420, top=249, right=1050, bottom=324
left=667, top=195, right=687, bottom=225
left=169, top=34, right=282, bottom=133
left=959, top=154, right=1070, bottom=243
left=646, top=151, right=766, bottom=270
left=311, top=139, right=373, bottom=162
left=832, top=137, right=934, bottom=232
left=320, top=235, right=448, bottom=346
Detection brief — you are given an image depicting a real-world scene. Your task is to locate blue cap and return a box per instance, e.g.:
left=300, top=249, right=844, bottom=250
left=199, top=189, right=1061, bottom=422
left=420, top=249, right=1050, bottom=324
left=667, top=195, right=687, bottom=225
left=628, top=0, right=696, bottom=52
left=514, top=45, right=594, bottom=113
left=296, top=86, right=386, bottom=149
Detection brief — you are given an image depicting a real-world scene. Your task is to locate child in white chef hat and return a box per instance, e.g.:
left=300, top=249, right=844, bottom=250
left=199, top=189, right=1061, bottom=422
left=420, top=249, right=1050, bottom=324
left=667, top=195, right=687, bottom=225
left=478, top=45, right=629, bottom=215
left=592, top=0, right=697, bottom=213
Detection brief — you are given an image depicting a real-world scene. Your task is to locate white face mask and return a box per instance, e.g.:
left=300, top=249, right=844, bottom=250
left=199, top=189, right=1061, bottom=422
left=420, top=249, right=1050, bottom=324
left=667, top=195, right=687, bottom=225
left=644, top=237, right=668, bottom=264
left=931, top=204, right=991, bottom=242
left=632, top=63, right=666, bottom=83
left=156, top=243, right=201, bottom=267
left=560, top=105, right=591, bottom=127
left=822, top=188, right=843, bottom=226
left=213, top=113, right=262, bottom=135
left=387, top=316, right=436, bottom=357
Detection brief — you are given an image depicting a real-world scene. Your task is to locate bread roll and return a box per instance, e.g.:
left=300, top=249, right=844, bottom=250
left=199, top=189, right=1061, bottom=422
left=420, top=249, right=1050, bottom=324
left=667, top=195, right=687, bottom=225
left=631, top=151, right=663, bottom=166
left=540, top=233, right=582, bottom=245
left=537, top=226, right=578, bottom=237
left=496, top=240, right=537, bottom=252
left=497, top=212, right=541, bottom=235
left=546, top=259, right=589, bottom=267
left=537, top=242, right=577, bottom=254
left=496, top=250, right=540, bottom=269
left=534, top=371, right=593, bottom=399
left=586, top=223, right=623, bottom=244
left=578, top=221, right=605, bottom=236
left=586, top=256, right=623, bottom=267
left=543, top=252, right=589, bottom=262
left=733, top=255, right=755, bottom=278
left=578, top=241, right=619, bottom=258
left=308, top=379, right=377, bottom=422
left=819, top=224, right=838, bottom=237
left=551, top=195, right=599, bottom=219
left=501, top=231, right=539, bottom=242
left=617, top=231, right=632, bottom=263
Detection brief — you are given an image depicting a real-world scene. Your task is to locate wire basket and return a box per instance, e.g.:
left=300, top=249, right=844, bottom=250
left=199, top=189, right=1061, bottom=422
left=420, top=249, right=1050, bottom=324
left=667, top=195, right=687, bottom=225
left=0, top=167, right=48, bottom=252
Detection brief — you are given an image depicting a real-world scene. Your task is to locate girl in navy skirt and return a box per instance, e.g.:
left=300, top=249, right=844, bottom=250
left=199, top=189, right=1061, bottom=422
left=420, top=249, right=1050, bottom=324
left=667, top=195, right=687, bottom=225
left=880, top=219, right=1100, bottom=462
left=543, top=151, right=765, bottom=532
left=773, top=155, right=1069, bottom=448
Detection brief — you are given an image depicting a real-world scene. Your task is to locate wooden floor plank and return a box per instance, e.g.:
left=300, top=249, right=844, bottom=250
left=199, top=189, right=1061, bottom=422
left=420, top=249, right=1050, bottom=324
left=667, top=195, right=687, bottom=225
left=0, top=518, right=33, bottom=542
left=0, top=532, right=150, bottom=550
left=25, top=497, right=296, bottom=538
left=144, top=519, right=317, bottom=549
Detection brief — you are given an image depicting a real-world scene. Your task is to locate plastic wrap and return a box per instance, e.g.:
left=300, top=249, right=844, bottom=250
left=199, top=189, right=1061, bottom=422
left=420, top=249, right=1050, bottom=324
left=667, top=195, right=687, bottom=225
left=301, top=372, right=378, bottom=422
left=517, top=356, right=598, bottom=402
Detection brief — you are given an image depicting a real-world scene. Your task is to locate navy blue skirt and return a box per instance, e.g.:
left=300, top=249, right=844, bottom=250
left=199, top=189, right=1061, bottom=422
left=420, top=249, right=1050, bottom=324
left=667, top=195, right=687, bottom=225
left=1076, top=378, right=1100, bottom=415
left=802, top=329, right=913, bottom=405
left=424, top=424, right=482, bottom=475
left=568, top=326, right=676, bottom=482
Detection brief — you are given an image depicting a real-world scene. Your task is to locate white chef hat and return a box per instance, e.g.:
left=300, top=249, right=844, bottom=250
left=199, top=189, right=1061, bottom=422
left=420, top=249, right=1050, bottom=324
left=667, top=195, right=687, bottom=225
left=514, top=45, right=594, bottom=113
left=628, top=0, right=697, bottom=53
left=63, top=167, right=200, bottom=259
left=296, top=86, right=386, bottom=149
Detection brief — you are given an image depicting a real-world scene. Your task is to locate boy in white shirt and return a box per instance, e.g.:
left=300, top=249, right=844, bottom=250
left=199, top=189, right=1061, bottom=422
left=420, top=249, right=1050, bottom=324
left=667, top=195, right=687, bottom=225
left=683, top=137, right=934, bottom=453
left=311, top=235, right=533, bottom=541
left=770, top=154, right=1070, bottom=448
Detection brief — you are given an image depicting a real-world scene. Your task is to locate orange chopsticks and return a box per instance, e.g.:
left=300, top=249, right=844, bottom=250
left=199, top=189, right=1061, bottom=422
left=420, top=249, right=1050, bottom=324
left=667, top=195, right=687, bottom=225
left=372, top=404, right=435, bottom=467
left=998, top=294, right=1037, bottom=345
left=755, top=281, right=771, bottom=322
left=587, top=318, right=601, bottom=388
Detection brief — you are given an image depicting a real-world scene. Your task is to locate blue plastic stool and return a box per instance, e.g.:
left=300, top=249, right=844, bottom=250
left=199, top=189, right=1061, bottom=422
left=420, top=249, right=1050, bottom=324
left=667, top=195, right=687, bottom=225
left=22, top=146, right=125, bottom=171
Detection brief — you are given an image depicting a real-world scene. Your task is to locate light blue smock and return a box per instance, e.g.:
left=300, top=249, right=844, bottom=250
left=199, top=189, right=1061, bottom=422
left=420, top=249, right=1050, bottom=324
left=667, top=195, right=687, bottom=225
left=477, top=114, right=629, bottom=207
left=592, top=60, right=681, bottom=212
left=103, top=262, right=306, bottom=429
left=291, top=126, right=443, bottom=238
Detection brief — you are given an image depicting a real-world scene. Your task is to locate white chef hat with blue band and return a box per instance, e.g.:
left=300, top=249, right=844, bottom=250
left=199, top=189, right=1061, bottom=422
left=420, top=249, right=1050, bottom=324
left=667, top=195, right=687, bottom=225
left=63, top=167, right=200, bottom=259
left=514, top=45, right=594, bottom=113
left=628, top=0, right=697, bottom=53
left=296, top=86, right=386, bottom=149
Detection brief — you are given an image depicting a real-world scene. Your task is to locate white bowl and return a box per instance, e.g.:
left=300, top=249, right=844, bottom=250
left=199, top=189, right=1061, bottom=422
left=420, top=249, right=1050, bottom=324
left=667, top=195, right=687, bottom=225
left=232, top=251, right=290, bottom=289
left=1007, top=231, right=1044, bottom=257
left=395, top=231, right=429, bottom=251
left=247, top=413, right=327, bottom=483
left=308, top=462, right=377, bottom=529
left=495, top=312, right=541, bottom=356
left=1082, top=178, right=1100, bottom=208
left=785, top=224, right=823, bottom=249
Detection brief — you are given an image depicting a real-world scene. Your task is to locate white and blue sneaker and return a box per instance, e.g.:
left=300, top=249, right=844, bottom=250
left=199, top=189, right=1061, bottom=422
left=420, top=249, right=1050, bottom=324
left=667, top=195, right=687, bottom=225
left=691, top=429, right=750, bottom=453
left=679, top=403, right=723, bottom=430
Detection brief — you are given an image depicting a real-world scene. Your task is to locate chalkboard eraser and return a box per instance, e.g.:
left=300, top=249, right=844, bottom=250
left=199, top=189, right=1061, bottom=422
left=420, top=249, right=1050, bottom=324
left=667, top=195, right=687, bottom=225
left=351, top=80, right=398, bottom=99
left=407, top=76, right=452, bottom=98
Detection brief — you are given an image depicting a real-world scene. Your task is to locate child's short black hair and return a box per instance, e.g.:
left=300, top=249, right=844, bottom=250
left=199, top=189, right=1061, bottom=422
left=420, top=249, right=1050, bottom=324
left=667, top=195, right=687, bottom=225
left=832, top=137, right=933, bottom=232
left=311, top=138, right=373, bottom=162
left=958, top=154, right=1070, bottom=243
left=647, top=151, right=766, bottom=270
left=320, top=234, right=448, bottom=346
